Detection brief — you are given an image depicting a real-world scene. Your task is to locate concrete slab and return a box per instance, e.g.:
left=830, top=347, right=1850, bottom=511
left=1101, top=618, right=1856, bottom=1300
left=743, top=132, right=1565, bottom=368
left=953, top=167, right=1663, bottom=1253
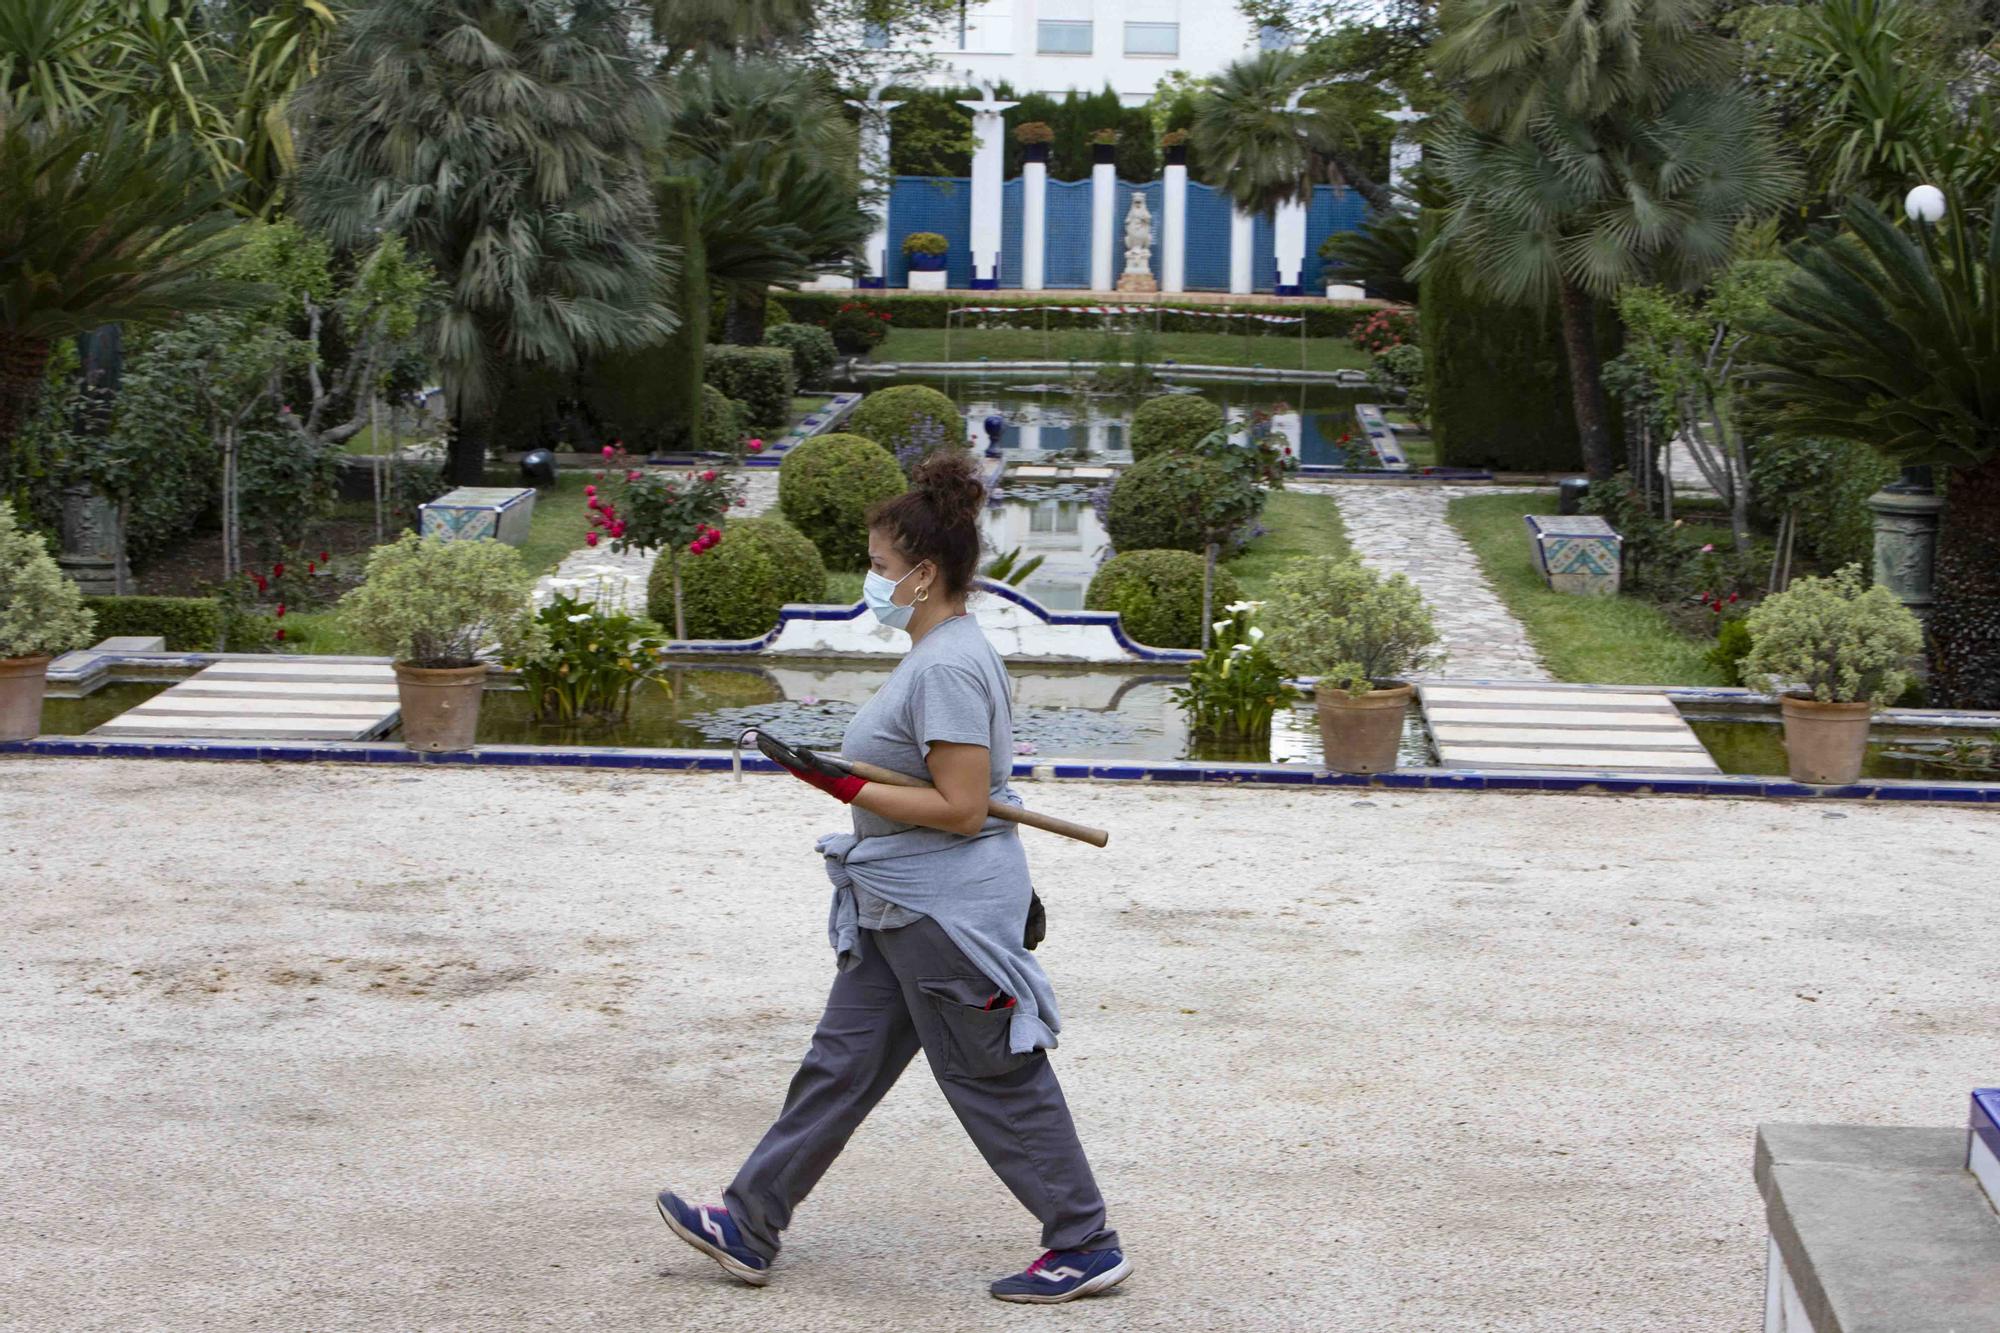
left=1426, top=707, right=1687, bottom=729
left=1435, top=744, right=1721, bottom=769
left=1422, top=687, right=1675, bottom=711
left=89, top=659, right=403, bottom=741
left=1430, top=726, right=1712, bottom=750
left=1422, top=683, right=1721, bottom=774
left=119, top=696, right=395, bottom=718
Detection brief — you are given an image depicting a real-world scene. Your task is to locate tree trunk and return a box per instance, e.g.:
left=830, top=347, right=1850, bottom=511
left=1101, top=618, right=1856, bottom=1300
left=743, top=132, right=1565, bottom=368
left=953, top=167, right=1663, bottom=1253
left=1556, top=276, right=1616, bottom=483
left=670, top=548, right=687, bottom=641
left=724, top=286, right=768, bottom=346
left=1928, top=454, right=2000, bottom=710
left=0, top=331, right=52, bottom=484
left=447, top=406, right=487, bottom=487
left=1201, top=541, right=1218, bottom=652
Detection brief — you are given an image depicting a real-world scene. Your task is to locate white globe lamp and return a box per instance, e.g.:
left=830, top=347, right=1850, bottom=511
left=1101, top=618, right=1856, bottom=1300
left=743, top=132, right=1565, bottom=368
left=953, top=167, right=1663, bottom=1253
left=1905, top=184, right=1946, bottom=225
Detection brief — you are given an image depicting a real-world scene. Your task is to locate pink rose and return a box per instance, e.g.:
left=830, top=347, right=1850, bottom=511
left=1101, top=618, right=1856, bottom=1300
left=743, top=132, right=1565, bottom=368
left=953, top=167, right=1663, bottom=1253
left=747, top=439, right=764, bottom=454
left=584, top=484, right=597, bottom=497
left=585, top=532, right=600, bottom=547
left=1700, top=543, right=1715, bottom=553
left=610, top=521, right=626, bottom=538
left=701, top=470, right=716, bottom=482
left=602, top=445, right=616, bottom=458
left=627, top=470, right=642, bottom=482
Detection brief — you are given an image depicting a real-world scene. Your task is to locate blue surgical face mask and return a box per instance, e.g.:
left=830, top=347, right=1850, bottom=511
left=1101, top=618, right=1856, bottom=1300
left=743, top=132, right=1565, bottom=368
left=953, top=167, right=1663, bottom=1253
left=863, top=566, right=921, bottom=630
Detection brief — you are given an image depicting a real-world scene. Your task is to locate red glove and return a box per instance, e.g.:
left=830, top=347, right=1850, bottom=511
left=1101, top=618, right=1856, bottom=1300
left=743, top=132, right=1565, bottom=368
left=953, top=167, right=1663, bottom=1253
left=754, top=730, right=868, bottom=804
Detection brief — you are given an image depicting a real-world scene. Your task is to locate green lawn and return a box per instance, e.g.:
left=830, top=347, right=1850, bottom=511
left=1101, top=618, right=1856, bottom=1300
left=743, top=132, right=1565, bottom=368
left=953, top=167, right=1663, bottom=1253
left=871, top=327, right=1371, bottom=374
left=1446, top=491, right=1728, bottom=686
left=1222, top=488, right=1355, bottom=600
left=496, top=468, right=597, bottom=578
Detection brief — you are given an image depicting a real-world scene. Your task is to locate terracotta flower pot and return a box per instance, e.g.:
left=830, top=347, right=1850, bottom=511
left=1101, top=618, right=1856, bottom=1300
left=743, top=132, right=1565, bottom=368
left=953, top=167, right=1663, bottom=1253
left=0, top=654, right=53, bottom=743
left=1779, top=693, right=1872, bottom=785
left=393, top=661, right=489, bottom=753
left=1316, top=680, right=1413, bottom=774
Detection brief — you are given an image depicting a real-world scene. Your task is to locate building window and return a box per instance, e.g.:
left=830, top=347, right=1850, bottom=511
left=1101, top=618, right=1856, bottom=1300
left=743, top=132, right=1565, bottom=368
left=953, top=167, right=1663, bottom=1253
left=863, top=20, right=890, bottom=48
left=1036, top=19, right=1092, bottom=54
left=1123, top=21, right=1178, bottom=56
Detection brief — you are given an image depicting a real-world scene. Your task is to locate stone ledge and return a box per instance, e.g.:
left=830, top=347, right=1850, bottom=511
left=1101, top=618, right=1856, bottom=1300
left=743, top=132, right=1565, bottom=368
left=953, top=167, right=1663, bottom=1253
left=1756, top=1123, right=2000, bottom=1332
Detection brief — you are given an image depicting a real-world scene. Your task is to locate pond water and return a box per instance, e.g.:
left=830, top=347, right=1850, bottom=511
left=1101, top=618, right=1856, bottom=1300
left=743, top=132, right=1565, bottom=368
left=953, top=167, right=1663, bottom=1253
left=1687, top=718, right=1997, bottom=782
left=40, top=681, right=172, bottom=734
left=979, top=480, right=1109, bottom=611
left=882, top=374, right=1377, bottom=469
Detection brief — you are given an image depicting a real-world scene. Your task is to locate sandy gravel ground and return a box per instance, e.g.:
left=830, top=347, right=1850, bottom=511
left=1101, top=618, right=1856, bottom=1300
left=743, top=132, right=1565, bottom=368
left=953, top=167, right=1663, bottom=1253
left=2, top=757, right=1993, bottom=1332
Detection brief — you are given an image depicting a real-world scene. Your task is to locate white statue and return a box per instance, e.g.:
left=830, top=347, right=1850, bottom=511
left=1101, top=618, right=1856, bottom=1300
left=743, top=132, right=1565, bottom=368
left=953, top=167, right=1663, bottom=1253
left=1117, top=195, right=1158, bottom=292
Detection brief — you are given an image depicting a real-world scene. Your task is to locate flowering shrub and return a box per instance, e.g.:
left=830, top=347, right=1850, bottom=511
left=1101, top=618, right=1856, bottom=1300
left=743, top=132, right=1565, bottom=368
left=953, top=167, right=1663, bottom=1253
left=1350, top=307, right=1418, bottom=355
left=1170, top=601, right=1298, bottom=741
left=590, top=442, right=746, bottom=639
left=508, top=592, right=665, bottom=723
left=824, top=300, right=893, bottom=355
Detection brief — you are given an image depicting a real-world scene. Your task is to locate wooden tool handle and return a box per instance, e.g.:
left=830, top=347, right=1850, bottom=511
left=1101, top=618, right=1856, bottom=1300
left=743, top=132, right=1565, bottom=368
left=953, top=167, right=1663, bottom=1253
left=840, top=757, right=1110, bottom=849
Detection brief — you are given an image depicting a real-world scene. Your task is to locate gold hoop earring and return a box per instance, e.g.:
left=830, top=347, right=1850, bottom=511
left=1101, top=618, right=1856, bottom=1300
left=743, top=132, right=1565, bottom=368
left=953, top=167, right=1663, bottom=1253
left=915, top=583, right=930, bottom=603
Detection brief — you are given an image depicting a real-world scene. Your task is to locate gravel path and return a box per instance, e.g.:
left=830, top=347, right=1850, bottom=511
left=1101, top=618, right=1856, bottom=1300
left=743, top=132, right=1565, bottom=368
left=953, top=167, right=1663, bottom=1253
left=1300, top=482, right=1556, bottom=681
left=3, top=757, right=1992, bottom=1332
left=535, top=468, right=780, bottom=613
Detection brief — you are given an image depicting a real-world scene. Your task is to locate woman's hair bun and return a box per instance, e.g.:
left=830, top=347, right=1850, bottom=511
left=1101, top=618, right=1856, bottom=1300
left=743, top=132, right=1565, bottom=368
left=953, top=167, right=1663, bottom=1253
left=910, top=448, right=986, bottom=529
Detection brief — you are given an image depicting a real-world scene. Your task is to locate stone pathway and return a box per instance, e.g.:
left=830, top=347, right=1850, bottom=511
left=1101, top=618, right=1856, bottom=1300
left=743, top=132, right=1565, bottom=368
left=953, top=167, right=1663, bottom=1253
left=1297, top=482, right=1556, bottom=682
left=534, top=468, right=779, bottom=613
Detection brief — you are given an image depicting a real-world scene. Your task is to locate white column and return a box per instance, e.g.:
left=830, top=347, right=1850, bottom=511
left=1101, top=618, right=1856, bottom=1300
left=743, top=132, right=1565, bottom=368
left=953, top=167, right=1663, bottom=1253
left=1161, top=161, right=1187, bottom=293
left=844, top=94, right=903, bottom=288
left=1022, top=156, right=1048, bottom=291
left=1274, top=197, right=1307, bottom=295
left=1020, top=421, right=1043, bottom=455
left=1228, top=204, right=1255, bottom=294
left=957, top=92, right=1019, bottom=290
left=1091, top=158, right=1117, bottom=291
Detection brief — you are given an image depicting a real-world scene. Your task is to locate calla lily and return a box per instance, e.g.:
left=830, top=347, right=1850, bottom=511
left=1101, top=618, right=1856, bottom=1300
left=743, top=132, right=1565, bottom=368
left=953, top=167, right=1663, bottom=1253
left=567, top=613, right=592, bottom=623
left=1249, top=626, right=1265, bottom=641
left=1212, top=620, right=1230, bottom=635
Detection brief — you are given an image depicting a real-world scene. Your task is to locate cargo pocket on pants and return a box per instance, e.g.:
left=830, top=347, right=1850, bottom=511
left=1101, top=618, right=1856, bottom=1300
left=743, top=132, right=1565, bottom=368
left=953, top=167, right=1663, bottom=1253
left=916, top=975, right=1034, bottom=1079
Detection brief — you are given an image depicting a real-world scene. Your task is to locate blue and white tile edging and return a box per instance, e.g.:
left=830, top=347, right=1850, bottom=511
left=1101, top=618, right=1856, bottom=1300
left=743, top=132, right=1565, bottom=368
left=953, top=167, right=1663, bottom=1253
left=1971, top=1089, right=2000, bottom=1215
left=645, top=392, right=862, bottom=469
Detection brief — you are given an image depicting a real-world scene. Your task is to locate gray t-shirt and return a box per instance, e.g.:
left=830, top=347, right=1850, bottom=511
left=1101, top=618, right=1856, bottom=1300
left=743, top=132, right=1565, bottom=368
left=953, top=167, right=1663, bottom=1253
left=841, top=613, right=1013, bottom=928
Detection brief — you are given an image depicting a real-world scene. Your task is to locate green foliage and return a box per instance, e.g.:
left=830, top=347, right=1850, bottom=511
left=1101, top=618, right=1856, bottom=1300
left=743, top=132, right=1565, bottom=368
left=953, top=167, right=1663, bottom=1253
left=1128, top=395, right=1224, bottom=462
left=335, top=531, right=541, bottom=668
left=982, top=546, right=1045, bottom=587
left=777, top=432, right=906, bottom=570
left=1742, top=563, right=1925, bottom=704
left=823, top=299, right=893, bottom=354
left=848, top=385, right=962, bottom=460
left=1320, top=209, right=1420, bottom=304
left=580, top=175, right=707, bottom=455
left=1170, top=601, right=1298, bottom=740
left=76, top=594, right=224, bottom=652
left=1368, top=344, right=1427, bottom=422
left=659, top=514, right=826, bottom=640
left=1747, top=435, right=1895, bottom=575
left=703, top=344, right=797, bottom=433
left=1260, top=555, right=1443, bottom=688
left=773, top=291, right=1382, bottom=339
left=0, top=500, right=94, bottom=657
left=764, top=322, right=836, bottom=388
left=1350, top=308, right=1418, bottom=354
left=1707, top=615, right=1755, bottom=687
left=1085, top=549, right=1242, bottom=650
left=889, top=88, right=974, bottom=176
left=901, top=232, right=949, bottom=256
left=1105, top=451, right=1263, bottom=556
left=698, top=383, right=747, bottom=454
left=1191, top=52, right=1343, bottom=211
left=507, top=592, right=666, bottom=724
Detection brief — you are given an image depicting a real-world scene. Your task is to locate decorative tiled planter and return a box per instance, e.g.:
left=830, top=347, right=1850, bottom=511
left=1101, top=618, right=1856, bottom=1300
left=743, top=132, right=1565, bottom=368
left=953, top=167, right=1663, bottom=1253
left=1524, top=514, right=1622, bottom=595
left=419, top=487, right=537, bottom=546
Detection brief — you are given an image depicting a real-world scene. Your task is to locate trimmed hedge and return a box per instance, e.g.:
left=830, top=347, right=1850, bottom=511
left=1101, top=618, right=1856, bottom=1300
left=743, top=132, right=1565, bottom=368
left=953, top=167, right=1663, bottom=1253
left=81, top=595, right=223, bottom=651
left=704, top=344, right=797, bottom=433
left=1085, top=549, right=1241, bottom=650
left=579, top=175, right=707, bottom=453
left=777, top=432, right=907, bottom=570
left=847, top=384, right=963, bottom=463
left=1105, top=452, right=1243, bottom=554
left=654, top=515, right=826, bottom=640
left=772, top=290, right=1388, bottom=339
left=699, top=384, right=747, bottom=452
left=764, top=323, right=838, bottom=388
left=1128, top=395, right=1224, bottom=461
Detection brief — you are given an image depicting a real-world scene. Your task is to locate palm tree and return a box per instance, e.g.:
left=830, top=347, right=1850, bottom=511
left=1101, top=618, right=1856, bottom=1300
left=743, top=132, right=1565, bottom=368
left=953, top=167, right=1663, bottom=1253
left=1749, top=193, right=2000, bottom=709
left=661, top=60, right=869, bottom=346
left=1418, top=0, right=1798, bottom=481
left=1191, top=51, right=1394, bottom=214
left=297, top=0, right=676, bottom=484
left=0, top=104, right=263, bottom=489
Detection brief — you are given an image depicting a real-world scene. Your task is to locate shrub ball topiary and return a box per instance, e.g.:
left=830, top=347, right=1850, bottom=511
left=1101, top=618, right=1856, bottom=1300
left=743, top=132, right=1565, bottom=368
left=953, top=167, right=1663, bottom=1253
left=777, top=432, right=907, bottom=569
left=703, top=344, right=796, bottom=432
left=1105, top=451, right=1243, bottom=554
left=764, top=323, right=837, bottom=388
left=1128, top=394, right=1224, bottom=461
left=699, top=383, right=747, bottom=452
left=1085, top=549, right=1241, bottom=650
left=656, top=515, right=826, bottom=640
left=848, top=385, right=963, bottom=463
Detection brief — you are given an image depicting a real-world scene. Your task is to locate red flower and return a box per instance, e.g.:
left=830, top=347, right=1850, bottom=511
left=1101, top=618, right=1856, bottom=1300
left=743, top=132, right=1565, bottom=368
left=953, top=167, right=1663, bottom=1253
left=701, top=469, right=717, bottom=482
left=735, top=498, right=746, bottom=507
left=273, top=562, right=285, bottom=578
left=585, top=531, right=600, bottom=547
left=584, top=484, right=597, bottom=497
left=275, top=628, right=286, bottom=642
left=276, top=603, right=286, bottom=617
left=747, top=439, right=764, bottom=454
left=254, top=575, right=268, bottom=593
left=1728, top=592, right=1740, bottom=603
left=627, top=469, right=642, bottom=482
left=610, top=521, right=626, bottom=538
left=307, top=561, right=316, bottom=574
left=319, top=550, right=329, bottom=563
left=602, top=444, right=616, bottom=458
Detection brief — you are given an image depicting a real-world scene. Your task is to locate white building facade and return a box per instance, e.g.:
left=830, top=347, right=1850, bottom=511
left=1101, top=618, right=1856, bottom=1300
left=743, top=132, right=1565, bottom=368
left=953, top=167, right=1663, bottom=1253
left=883, top=0, right=1259, bottom=103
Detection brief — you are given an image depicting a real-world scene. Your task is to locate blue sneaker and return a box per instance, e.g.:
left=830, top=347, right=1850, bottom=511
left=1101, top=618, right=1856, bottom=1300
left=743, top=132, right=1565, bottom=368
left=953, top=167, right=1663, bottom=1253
left=989, top=1246, right=1132, bottom=1303
left=656, top=1191, right=771, bottom=1286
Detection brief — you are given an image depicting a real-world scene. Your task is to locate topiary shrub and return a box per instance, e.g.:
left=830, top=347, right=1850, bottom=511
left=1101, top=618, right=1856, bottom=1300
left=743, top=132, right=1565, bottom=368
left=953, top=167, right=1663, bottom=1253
left=777, top=432, right=907, bottom=570
left=655, top=515, right=826, bottom=640
left=1105, top=451, right=1246, bottom=555
left=699, top=383, right=747, bottom=453
left=1086, top=549, right=1240, bottom=650
left=703, top=344, right=796, bottom=432
left=80, top=595, right=221, bottom=652
left=1128, top=395, right=1223, bottom=461
left=847, top=385, right=963, bottom=468
left=764, top=323, right=837, bottom=388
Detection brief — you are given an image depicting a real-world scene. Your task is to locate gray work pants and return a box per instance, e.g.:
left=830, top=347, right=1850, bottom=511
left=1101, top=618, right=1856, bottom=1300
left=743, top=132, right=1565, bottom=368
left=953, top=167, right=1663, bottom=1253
left=722, top=915, right=1120, bottom=1262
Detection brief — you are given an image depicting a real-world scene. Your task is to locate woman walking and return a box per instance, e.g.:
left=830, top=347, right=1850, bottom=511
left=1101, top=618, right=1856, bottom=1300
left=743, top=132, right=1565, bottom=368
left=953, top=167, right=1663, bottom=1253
left=657, top=450, right=1130, bottom=1305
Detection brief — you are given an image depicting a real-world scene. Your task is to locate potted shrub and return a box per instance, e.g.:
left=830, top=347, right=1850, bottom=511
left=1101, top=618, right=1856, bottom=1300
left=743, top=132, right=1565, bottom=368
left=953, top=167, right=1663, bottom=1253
left=1015, top=121, right=1055, bottom=166
left=1160, top=128, right=1190, bottom=167
left=335, top=531, right=544, bottom=752
left=1263, top=556, right=1443, bottom=774
left=1740, top=563, right=1924, bottom=784
left=903, top=231, right=949, bottom=290
left=0, top=501, right=97, bottom=742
